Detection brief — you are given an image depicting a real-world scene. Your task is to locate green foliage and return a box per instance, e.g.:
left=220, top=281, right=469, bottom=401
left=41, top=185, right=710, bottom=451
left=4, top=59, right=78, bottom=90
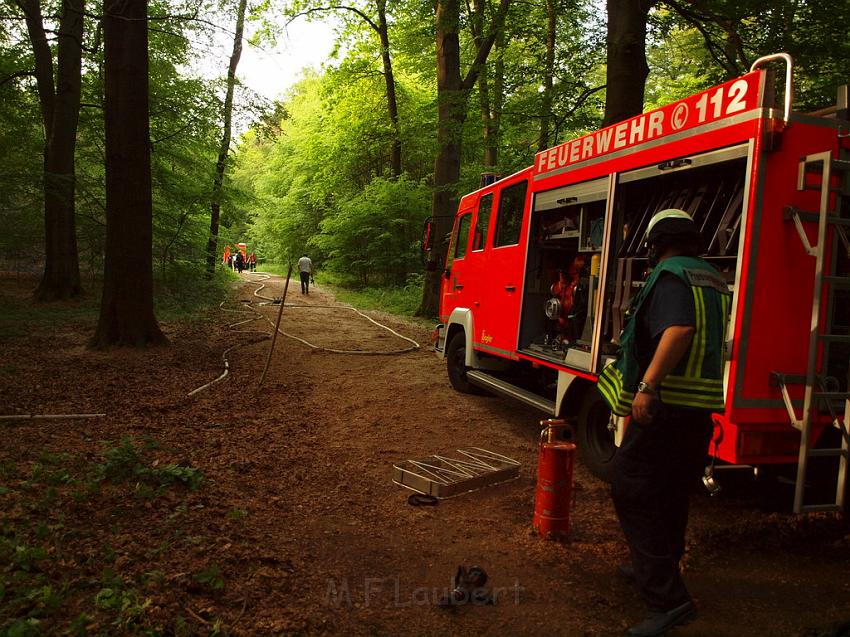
left=68, top=613, right=91, bottom=636
left=10, top=545, right=49, bottom=574
left=322, top=272, right=430, bottom=319
left=193, top=564, right=226, bottom=591
left=644, top=23, right=717, bottom=111
left=226, top=508, right=248, bottom=521
left=648, top=2, right=850, bottom=111
left=154, top=262, right=234, bottom=321
left=234, top=0, right=609, bottom=309
left=94, top=585, right=151, bottom=628
left=95, top=438, right=204, bottom=493
left=0, top=25, right=44, bottom=275
left=0, top=0, right=227, bottom=293
left=0, top=618, right=42, bottom=637
left=0, top=530, right=63, bottom=631
left=96, top=438, right=144, bottom=482
left=314, top=176, right=431, bottom=286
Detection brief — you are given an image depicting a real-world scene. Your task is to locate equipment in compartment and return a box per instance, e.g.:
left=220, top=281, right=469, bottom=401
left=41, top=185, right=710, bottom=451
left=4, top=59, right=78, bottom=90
left=602, top=156, right=746, bottom=347
left=520, top=202, right=601, bottom=363
left=544, top=255, right=587, bottom=349
left=618, top=164, right=746, bottom=259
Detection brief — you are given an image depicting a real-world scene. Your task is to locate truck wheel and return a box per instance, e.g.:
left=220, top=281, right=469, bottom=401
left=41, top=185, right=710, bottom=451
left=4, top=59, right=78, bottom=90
left=577, top=389, right=617, bottom=482
left=446, top=331, right=480, bottom=394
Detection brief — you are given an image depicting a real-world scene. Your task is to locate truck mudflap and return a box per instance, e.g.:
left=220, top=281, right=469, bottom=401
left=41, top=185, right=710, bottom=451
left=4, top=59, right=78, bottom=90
left=434, top=323, right=446, bottom=356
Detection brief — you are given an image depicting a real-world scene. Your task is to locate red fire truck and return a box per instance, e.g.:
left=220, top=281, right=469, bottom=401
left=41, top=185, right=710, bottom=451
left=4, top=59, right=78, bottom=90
left=432, top=54, right=850, bottom=513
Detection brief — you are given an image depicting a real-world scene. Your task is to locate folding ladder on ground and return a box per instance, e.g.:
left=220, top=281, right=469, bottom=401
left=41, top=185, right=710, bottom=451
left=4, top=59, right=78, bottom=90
left=777, top=150, right=850, bottom=513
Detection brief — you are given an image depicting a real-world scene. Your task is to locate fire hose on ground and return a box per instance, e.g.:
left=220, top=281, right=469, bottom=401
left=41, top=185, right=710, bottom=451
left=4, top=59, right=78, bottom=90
left=186, top=271, right=421, bottom=397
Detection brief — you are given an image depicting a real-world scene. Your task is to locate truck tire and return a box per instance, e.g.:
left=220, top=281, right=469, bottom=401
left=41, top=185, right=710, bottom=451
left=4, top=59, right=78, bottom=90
left=446, top=331, right=481, bottom=394
left=577, top=388, right=617, bottom=482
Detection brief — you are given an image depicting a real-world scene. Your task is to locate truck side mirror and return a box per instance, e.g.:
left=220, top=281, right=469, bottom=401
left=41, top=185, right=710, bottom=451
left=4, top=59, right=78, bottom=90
left=422, top=218, right=434, bottom=252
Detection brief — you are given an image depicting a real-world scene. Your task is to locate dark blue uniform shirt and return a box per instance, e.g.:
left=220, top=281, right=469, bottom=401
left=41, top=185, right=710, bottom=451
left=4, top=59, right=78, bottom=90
left=636, top=272, right=696, bottom=371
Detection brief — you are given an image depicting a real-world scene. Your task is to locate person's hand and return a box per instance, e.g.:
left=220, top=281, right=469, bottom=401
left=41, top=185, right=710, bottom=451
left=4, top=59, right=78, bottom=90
left=631, top=391, right=658, bottom=425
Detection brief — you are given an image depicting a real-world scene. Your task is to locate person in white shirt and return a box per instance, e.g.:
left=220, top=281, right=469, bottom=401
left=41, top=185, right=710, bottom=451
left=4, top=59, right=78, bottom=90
left=297, top=254, right=313, bottom=295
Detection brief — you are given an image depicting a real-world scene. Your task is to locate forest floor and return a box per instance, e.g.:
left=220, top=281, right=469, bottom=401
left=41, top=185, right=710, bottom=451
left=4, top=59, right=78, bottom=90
left=1, top=273, right=850, bottom=637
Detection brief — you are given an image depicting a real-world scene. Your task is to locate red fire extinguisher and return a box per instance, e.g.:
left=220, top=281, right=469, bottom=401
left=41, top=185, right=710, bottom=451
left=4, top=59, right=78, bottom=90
left=533, top=418, right=576, bottom=539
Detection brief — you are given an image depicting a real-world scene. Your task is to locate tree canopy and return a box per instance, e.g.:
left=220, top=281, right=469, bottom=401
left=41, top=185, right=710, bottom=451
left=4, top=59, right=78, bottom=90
left=1, top=0, right=848, bottom=321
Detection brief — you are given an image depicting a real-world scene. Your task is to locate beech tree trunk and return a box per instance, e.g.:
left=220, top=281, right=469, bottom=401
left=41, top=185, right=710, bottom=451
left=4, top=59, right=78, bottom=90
left=18, top=0, right=84, bottom=300
left=602, top=0, right=656, bottom=127
left=206, top=0, right=247, bottom=276
left=538, top=0, right=556, bottom=151
left=91, top=0, right=166, bottom=347
left=489, top=30, right=504, bottom=168
left=473, top=0, right=499, bottom=169
left=377, top=0, right=402, bottom=178
left=417, top=0, right=510, bottom=317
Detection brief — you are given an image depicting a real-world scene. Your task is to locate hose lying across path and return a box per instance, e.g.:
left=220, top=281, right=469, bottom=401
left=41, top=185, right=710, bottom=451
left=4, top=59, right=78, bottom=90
left=186, top=272, right=421, bottom=397
left=249, top=273, right=420, bottom=355
left=0, top=413, right=106, bottom=421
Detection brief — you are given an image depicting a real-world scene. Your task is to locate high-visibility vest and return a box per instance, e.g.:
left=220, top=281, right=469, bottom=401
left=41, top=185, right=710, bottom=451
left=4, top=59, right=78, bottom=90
left=597, top=256, right=731, bottom=415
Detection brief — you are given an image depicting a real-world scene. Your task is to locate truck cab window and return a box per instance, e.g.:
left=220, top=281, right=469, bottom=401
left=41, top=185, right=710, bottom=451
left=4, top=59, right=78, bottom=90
left=451, top=213, right=473, bottom=262
left=494, top=180, right=528, bottom=247
left=472, top=194, right=493, bottom=251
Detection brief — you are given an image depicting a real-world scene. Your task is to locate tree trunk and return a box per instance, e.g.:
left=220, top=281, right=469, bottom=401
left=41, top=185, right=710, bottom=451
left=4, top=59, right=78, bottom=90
left=19, top=0, right=84, bottom=300
left=206, top=0, right=247, bottom=276
left=18, top=0, right=54, bottom=141
left=489, top=29, right=504, bottom=168
left=602, top=0, right=656, bottom=127
left=473, top=0, right=496, bottom=169
left=91, top=0, right=167, bottom=347
left=377, top=0, right=402, bottom=178
left=538, top=0, right=556, bottom=151
left=417, top=0, right=510, bottom=317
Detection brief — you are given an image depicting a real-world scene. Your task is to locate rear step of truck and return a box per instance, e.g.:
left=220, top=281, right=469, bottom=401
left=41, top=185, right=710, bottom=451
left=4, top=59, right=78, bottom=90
left=466, top=370, right=556, bottom=415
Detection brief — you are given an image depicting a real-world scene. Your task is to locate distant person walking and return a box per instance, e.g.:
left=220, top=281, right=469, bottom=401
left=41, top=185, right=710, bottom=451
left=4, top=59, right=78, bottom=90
left=235, top=251, right=244, bottom=273
left=249, top=252, right=257, bottom=272
left=298, top=253, right=313, bottom=295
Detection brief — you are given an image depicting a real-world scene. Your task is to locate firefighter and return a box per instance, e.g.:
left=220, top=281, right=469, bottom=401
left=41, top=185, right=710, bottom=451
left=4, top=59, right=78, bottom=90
left=597, top=208, right=730, bottom=637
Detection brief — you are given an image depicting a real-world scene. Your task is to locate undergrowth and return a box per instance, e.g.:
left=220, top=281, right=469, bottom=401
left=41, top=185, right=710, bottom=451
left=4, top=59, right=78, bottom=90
left=0, top=437, right=209, bottom=635
left=0, top=262, right=235, bottom=338
left=154, top=261, right=236, bottom=321
left=95, top=438, right=204, bottom=493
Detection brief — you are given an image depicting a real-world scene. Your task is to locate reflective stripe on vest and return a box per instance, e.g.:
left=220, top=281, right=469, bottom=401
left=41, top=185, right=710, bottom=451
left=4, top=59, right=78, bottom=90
left=597, top=364, right=634, bottom=416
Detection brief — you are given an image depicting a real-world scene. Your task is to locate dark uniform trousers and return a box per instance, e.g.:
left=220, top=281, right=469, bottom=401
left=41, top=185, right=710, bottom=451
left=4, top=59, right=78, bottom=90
left=611, top=403, right=713, bottom=611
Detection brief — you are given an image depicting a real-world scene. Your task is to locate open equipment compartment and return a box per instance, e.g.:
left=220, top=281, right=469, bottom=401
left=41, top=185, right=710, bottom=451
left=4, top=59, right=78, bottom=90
left=518, top=177, right=608, bottom=369
left=518, top=144, right=750, bottom=373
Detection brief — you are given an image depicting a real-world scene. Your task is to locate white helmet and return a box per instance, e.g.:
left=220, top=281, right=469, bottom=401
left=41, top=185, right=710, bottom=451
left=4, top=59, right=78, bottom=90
left=645, top=208, right=696, bottom=242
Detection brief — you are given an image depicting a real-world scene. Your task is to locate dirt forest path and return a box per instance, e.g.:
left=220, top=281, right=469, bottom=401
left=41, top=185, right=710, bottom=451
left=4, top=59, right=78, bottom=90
left=2, top=273, right=849, bottom=636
